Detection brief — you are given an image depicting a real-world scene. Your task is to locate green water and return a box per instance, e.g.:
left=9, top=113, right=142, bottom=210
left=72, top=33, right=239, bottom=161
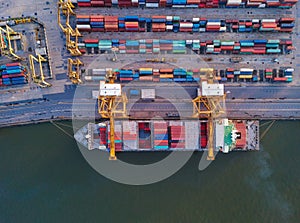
left=0, top=121, right=299, bottom=223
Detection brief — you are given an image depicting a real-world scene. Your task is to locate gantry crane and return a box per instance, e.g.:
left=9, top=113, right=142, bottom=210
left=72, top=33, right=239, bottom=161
left=29, top=54, right=51, bottom=87
left=67, top=58, right=83, bottom=84
left=98, top=70, right=128, bottom=160
left=0, top=25, right=23, bottom=60
left=192, top=68, right=226, bottom=160
left=57, top=0, right=82, bottom=56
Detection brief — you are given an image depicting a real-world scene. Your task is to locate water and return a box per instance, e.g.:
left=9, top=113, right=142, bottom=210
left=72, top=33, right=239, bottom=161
left=0, top=121, right=299, bottom=223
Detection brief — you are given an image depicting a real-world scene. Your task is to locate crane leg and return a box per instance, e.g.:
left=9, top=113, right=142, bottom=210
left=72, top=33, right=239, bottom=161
left=109, top=115, right=117, bottom=160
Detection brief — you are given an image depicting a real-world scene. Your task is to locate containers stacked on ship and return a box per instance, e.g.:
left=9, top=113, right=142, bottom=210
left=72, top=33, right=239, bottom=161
left=169, top=121, right=185, bottom=149
left=99, top=124, right=107, bottom=148
left=108, top=122, right=123, bottom=151
left=234, top=121, right=246, bottom=149
left=123, top=121, right=138, bottom=150
left=138, top=122, right=152, bottom=149
left=153, top=121, right=169, bottom=150
left=200, top=122, right=208, bottom=149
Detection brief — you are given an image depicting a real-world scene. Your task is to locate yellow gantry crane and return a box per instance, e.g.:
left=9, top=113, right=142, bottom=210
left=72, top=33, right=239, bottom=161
left=29, top=54, right=51, bottom=87
left=192, top=68, right=226, bottom=160
left=98, top=70, right=128, bottom=160
left=0, top=25, right=23, bottom=60
left=67, top=58, right=83, bottom=84
left=57, top=0, right=82, bottom=56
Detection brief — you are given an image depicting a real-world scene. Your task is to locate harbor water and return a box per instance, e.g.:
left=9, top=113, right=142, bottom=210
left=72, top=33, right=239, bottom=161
left=0, top=121, right=299, bottom=223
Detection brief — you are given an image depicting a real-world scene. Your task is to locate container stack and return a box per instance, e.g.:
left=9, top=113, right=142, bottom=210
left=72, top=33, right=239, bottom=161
left=206, top=19, right=221, bottom=32
left=76, top=15, right=91, bottom=31
left=138, top=122, right=152, bottom=149
left=76, top=16, right=294, bottom=33
left=279, top=18, right=295, bottom=32
left=139, top=68, right=153, bottom=81
left=185, top=121, right=199, bottom=149
left=200, top=122, right=208, bottom=148
left=173, top=68, right=187, bottom=82
left=82, top=37, right=293, bottom=55
left=119, top=69, right=134, bottom=82
left=153, top=121, right=169, bottom=150
left=77, top=0, right=92, bottom=7
left=125, top=16, right=139, bottom=32
left=118, top=0, right=132, bottom=7
left=226, top=0, right=242, bottom=7
left=146, top=0, right=159, bottom=8
left=226, top=68, right=235, bottom=79
left=107, top=122, right=123, bottom=151
left=169, top=122, right=185, bottom=149
left=253, top=39, right=267, bottom=54
left=104, top=16, right=118, bottom=31
left=260, top=19, right=278, bottom=32
left=239, top=68, right=254, bottom=79
left=0, top=63, right=27, bottom=87
left=172, top=40, right=186, bottom=54
left=283, top=68, right=293, bottom=82
left=123, top=121, right=138, bottom=150
left=152, top=16, right=166, bottom=32
left=75, top=0, right=298, bottom=7
left=265, top=69, right=273, bottom=80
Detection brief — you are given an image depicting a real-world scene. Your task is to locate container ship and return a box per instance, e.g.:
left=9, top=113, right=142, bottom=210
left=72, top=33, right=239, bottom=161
left=74, top=119, right=259, bottom=154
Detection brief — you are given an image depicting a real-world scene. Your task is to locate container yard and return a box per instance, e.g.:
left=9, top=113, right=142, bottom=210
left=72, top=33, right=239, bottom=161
left=0, top=0, right=300, bottom=155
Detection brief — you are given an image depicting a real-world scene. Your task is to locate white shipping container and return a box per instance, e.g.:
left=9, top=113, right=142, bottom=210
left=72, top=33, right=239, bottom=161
left=199, top=28, right=206, bottom=32
left=192, top=18, right=200, bottom=22
left=132, top=0, right=138, bottom=3
left=146, top=3, right=159, bottom=7
left=220, top=27, right=226, bottom=32
left=180, top=23, right=193, bottom=28
left=112, top=0, right=118, bottom=4
left=207, top=22, right=221, bottom=26
left=166, top=25, right=173, bottom=30
left=240, top=68, right=254, bottom=72
left=193, top=40, right=200, bottom=43
left=262, top=19, right=276, bottom=23
left=227, top=0, right=242, bottom=3
left=76, top=24, right=91, bottom=29
left=252, top=19, right=260, bottom=23
left=166, top=16, right=173, bottom=21
left=186, top=40, right=193, bottom=44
